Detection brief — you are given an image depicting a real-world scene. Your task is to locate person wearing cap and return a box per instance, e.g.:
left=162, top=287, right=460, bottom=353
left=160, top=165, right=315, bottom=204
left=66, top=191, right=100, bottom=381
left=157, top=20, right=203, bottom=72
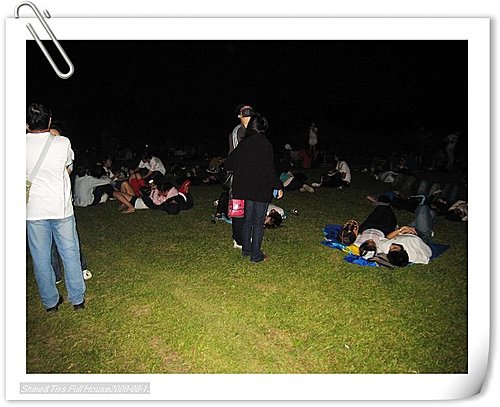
left=224, top=114, right=284, bottom=263
left=229, top=104, right=254, bottom=154
left=226, top=104, right=255, bottom=249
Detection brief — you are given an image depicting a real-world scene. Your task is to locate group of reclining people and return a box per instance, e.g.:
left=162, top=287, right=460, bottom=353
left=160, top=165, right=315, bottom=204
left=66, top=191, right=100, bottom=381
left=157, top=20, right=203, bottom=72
left=336, top=178, right=467, bottom=268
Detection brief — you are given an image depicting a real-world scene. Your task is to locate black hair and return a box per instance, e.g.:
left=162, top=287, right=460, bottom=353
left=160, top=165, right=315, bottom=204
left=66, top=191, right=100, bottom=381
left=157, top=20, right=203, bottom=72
left=27, top=103, right=51, bottom=130
left=158, top=180, right=174, bottom=193
left=235, top=104, right=254, bottom=117
left=359, top=241, right=377, bottom=256
left=136, top=167, right=149, bottom=178
left=387, top=249, right=409, bottom=267
left=141, top=152, right=152, bottom=161
left=246, top=114, right=268, bottom=134
left=90, top=165, right=106, bottom=179
left=76, top=166, right=87, bottom=177
left=265, top=211, right=283, bottom=228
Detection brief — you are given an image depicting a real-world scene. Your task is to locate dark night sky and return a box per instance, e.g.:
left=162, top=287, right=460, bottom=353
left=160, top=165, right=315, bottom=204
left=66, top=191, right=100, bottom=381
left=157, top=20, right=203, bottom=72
left=27, top=40, right=467, bottom=157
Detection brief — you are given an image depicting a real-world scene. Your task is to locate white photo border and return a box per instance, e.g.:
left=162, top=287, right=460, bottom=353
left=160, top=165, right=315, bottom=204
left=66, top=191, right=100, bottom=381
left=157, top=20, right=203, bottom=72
left=6, top=17, right=490, bottom=401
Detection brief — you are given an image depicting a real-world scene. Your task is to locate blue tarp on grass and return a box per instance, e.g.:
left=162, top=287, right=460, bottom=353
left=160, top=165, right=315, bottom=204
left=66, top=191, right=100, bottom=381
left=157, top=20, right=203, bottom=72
left=322, top=224, right=449, bottom=266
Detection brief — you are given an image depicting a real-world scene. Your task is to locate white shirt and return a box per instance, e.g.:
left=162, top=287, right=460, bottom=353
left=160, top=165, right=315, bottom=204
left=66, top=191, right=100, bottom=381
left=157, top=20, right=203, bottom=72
left=26, top=132, right=74, bottom=220
left=336, top=160, right=351, bottom=184
left=73, top=175, right=111, bottom=207
left=267, top=204, right=284, bottom=217
left=379, top=234, right=432, bottom=265
left=138, top=156, right=166, bottom=175
left=308, top=126, right=318, bottom=145
left=354, top=229, right=386, bottom=248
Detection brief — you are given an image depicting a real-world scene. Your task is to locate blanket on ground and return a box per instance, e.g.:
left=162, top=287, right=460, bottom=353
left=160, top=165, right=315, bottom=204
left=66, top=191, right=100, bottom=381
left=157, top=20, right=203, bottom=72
left=322, top=224, right=449, bottom=267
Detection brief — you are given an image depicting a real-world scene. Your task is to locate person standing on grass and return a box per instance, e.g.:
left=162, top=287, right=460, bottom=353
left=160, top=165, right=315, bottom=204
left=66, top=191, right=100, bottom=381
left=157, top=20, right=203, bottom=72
left=308, top=122, right=318, bottom=160
left=224, top=114, right=284, bottom=263
left=26, top=103, right=86, bottom=312
left=225, top=104, right=255, bottom=249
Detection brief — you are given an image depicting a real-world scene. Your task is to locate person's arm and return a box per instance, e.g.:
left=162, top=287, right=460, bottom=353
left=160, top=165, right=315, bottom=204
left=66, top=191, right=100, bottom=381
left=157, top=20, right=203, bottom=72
left=386, top=226, right=417, bottom=239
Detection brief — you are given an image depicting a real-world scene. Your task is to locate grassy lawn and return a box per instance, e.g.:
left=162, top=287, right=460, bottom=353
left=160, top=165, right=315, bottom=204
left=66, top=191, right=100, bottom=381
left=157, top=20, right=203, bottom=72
left=26, top=171, right=467, bottom=374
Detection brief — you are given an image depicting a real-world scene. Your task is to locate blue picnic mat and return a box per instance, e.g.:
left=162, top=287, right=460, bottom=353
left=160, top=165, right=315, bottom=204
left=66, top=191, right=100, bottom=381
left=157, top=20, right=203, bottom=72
left=322, top=224, right=449, bottom=266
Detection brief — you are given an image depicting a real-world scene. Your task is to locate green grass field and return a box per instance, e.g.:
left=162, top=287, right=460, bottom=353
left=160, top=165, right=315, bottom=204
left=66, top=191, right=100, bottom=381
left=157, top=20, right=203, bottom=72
left=26, top=170, right=467, bottom=374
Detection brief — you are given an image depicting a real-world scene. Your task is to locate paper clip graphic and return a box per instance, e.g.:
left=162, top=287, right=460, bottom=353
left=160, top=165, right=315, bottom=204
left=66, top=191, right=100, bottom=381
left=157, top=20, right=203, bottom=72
left=15, top=1, right=74, bottom=79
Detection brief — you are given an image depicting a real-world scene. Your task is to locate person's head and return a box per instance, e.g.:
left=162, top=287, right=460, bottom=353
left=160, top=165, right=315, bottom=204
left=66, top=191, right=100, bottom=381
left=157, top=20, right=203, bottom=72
left=246, top=114, right=268, bottom=134
left=76, top=166, right=87, bottom=178
left=264, top=210, right=283, bottom=228
left=359, top=240, right=377, bottom=257
left=235, top=104, right=254, bottom=127
left=386, top=243, right=410, bottom=267
left=141, top=152, right=152, bottom=163
left=103, top=157, right=113, bottom=168
left=158, top=180, right=174, bottom=193
left=90, top=165, right=106, bottom=179
left=135, top=167, right=149, bottom=179
left=26, top=103, right=52, bottom=131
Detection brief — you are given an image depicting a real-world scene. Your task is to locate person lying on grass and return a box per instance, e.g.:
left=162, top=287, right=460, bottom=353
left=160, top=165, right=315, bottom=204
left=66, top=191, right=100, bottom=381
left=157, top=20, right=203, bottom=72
left=113, top=178, right=192, bottom=214
left=377, top=204, right=436, bottom=266
left=348, top=202, right=399, bottom=259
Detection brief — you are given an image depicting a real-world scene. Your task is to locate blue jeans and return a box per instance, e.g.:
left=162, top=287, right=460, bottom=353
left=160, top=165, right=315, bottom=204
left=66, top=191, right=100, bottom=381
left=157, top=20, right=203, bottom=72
left=242, top=200, right=268, bottom=262
left=410, top=205, right=437, bottom=245
left=27, top=215, right=86, bottom=308
left=51, top=235, right=88, bottom=282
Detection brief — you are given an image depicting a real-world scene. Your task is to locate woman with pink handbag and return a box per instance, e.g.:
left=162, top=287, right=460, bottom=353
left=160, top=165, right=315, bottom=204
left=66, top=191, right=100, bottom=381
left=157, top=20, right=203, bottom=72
left=223, top=114, right=283, bottom=263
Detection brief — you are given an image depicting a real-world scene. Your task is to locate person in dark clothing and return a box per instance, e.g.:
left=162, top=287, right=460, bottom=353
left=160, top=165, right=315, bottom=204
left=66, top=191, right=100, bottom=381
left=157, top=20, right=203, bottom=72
left=359, top=203, right=398, bottom=236
left=224, top=114, right=283, bottom=263
left=226, top=104, right=255, bottom=248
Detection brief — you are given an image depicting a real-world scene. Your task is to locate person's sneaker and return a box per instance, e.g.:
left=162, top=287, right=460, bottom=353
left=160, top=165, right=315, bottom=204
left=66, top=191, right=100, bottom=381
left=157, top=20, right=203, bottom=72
left=311, top=182, right=321, bottom=188
left=302, top=184, right=315, bottom=193
left=299, top=187, right=307, bottom=192
left=233, top=240, right=242, bottom=249
left=73, top=300, right=85, bottom=311
left=83, top=269, right=92, bottom=280
left=46, top=295, right=64, bottom=313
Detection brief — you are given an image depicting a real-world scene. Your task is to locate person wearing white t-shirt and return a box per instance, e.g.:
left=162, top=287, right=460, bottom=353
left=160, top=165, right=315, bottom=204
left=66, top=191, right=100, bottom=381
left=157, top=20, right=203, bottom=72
left=378, top=205, right=436, bottom=267
left=311, top=157, right=351, bottom=189
left=132, top=152, right=166, bottom=181
left=26, top=103, right=86, bottom=312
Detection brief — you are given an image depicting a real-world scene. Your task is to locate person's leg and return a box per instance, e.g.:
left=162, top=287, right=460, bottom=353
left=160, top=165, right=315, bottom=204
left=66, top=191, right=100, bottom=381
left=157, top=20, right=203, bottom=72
left=113, top=191, right=134, bottom=210
left=417, top=180, right=429, bottom=196
left=410, top=205, right=437, bottom=245
left=120, top=181, right=135, bottom=196
left=232, top=216, right=244, bottom=247
left=51, top=216, right=86, bottom=306
left=51, top=237, right=63, bottom=283
left=241, top=201, right=254, bottom=257
left=250, top=201, right=269, bottom=262
left=91, top=184, right=115, bottom=206
left=216, top=191, right=229, bottom=216
left=27, top=220, right=60, bottom=309
left=359, top=205, right=397, bottom=235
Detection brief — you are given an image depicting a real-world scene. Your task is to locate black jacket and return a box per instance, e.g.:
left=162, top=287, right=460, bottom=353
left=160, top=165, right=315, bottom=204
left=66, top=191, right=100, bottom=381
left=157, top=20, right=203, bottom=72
left=224, top=130, right=282, bottom=203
